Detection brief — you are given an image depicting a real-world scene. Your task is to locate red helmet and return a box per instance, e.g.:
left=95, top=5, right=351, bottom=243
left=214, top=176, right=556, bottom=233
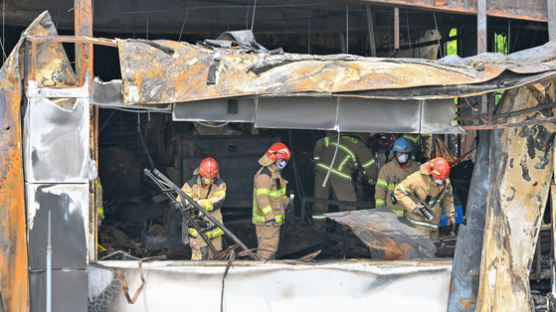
left=198, top=157, right=219, bottom=178
left=426, top=157, right=450, bottom=180
left=265, top=142, right=291, bottom=161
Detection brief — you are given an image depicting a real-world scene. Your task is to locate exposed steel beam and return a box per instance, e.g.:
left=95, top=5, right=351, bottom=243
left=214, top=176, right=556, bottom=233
left=363, top=0, right=547, bottom=22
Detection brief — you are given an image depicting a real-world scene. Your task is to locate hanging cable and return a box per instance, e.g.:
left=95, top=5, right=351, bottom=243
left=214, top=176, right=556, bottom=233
left=146, top=15, right=149, bottom=40
left=432, top=12, right=443, bottom=58
left=178, top=1, right=189, bottom=41
left=245, top=0, right=251, bottom=30
left=2, top=0, right=5, bottom=64
left=307, top=15, right=311, bottom=54
left=195, top=121, right=230, bottom=128
left=406, top=10, right=413, bottom=57
left=250, top=0, right=258, bottom=31
left=345, top=3, right=349, bottom=54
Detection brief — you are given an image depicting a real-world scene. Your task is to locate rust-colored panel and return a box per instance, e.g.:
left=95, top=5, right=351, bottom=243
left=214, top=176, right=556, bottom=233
left=0, top=14, right=30, bottom=312
left=117, top=38, right=556, bottom=105
left=476, top=80, right=556, bottom=311
left=0, top=45, right=28, bottom=312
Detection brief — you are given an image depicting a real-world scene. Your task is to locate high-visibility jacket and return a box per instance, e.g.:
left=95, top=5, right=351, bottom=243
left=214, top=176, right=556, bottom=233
left=96, top=179, right=104, bottom=220
left=393, top=163, right=455, bottom=230
left=403, top=134, right=433, bottom=160
left=313, top=135, right=377, bottom=184
left=179, top=175, right=227, bottom=238
left=375, top=159, right=420, bottom=216
left=253, top=158, right=289, bottom=225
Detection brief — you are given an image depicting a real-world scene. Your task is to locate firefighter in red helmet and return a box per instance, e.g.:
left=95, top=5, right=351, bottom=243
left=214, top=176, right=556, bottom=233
left=393, top=157, right=455, bottom=241
left=252, top=142, right=291, bottom=260
left=179, top=157, right=227, bottom=260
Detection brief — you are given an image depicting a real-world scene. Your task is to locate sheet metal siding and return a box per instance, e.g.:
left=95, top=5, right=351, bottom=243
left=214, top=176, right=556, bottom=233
left=18, top=11, right=91, bottom=312
left=26, top=184, right=88, bottom=269
left=23, top=97, right=91, bottom=183
left=29, top=270, right=88, bottom=312
left=0, top=10, right=72, bottom=312
left=448, top=130, right=489, bottom=311
left=89, top=260, right=452, bottom=312
left=476, top=81, right=556, bottom=311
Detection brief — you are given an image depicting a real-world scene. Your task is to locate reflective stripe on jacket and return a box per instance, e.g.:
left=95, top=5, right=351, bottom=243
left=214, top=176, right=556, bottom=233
left=313, top=135, right=377, bottom=183
left=179, top=175, right=227, bottom=238
left=253, top=165, right=289, bottom=224
left=375, top=159, right=420, bottom=216
left=393, top=163, right=455, bottom=230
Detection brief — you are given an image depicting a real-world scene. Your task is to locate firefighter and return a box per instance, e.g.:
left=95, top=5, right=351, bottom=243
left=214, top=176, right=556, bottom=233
left=403, top=133, right=433, bottom=161
left=179, top=157, right=227, bottom=260
left=312, top=131, right=377, bottom=226
left=253, top=142, right=291, bottom=260
left=393, top=157, right=455, bottom=241
left=375, top=137, right=420, bottom=216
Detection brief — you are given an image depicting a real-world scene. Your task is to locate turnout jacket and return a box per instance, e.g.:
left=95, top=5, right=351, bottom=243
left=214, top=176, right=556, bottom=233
left=313, top=135, right=377, bottom=184
left=393, top=163, right=455, bottom=230
left=253, top=156, right=289, bottom=225
left=375, top=159, right=420, bottom=215
left=179, top=174, right=227, bottom=238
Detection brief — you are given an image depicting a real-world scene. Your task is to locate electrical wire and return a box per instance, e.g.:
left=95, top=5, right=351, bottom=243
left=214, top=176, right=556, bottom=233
left=1, top=0, right=5, bottom=63
left=345, top=3, right=349, bottom=54
left=178, top=1, right=190, bottom=41
left=94, top=105, right=171, bottom=114
left=250, top=0, right=257, bottom=31
left=432, top=12, right=443, bottom=58
left=195, top=121, right=230, bottom=128
left=406, top=10, right=413, bottom=57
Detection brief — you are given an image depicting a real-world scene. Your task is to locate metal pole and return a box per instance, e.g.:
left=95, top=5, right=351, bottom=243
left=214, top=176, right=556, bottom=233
left=548, top=0, right=556, bottom=41
left=394, top=7, right=400, bottom=50
left=46, top=210, right=52, bottom=312
left=477, top=0, right=487, bottom=54
left=365, top=5, right=377, bottom=56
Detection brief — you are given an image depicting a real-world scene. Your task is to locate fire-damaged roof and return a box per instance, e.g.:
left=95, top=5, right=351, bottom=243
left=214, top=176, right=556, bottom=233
left=116, top=34, right=556, bottom=104
left=88, top=31, right=556, bottom=133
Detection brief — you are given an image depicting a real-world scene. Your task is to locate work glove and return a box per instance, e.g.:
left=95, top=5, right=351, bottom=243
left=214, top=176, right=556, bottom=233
left=447, top=217, right=456, bottom=227
left=171, top=201, right=182, bottom=210
left=412, top=204, right=425, bottom=215
left=265, top=219, right=276, bottom=227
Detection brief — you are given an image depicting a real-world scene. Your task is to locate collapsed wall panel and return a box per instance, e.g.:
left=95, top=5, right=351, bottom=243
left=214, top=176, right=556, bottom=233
left=476, top=81, right=556, bottom=311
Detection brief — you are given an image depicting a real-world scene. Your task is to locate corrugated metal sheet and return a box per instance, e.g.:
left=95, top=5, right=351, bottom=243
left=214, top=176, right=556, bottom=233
left=325, top=208, right=437, bottom=259
left=117, top=37, right=556, bottom=105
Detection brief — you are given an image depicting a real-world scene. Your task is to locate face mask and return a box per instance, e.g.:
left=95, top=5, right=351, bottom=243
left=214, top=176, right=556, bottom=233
left=397, top=154, right=409, bottom=164
left=434, top=178, right=444, bottom=185
left=201, top=177, right=214, bottom=186
left=275, top=159, right=288, bottom=170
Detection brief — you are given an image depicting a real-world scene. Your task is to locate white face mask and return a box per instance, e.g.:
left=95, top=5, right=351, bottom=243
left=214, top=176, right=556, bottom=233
left=201, top=177, right=214, bottom=186
left=434, top=178, right=444, bottom=185
left=397, top=154, right=409, bottom=164
left=275, top=159, right=288, bottom=170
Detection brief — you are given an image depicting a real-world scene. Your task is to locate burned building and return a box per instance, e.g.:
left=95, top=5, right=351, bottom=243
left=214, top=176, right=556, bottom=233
left=1, top=0, right=556, bottom=311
